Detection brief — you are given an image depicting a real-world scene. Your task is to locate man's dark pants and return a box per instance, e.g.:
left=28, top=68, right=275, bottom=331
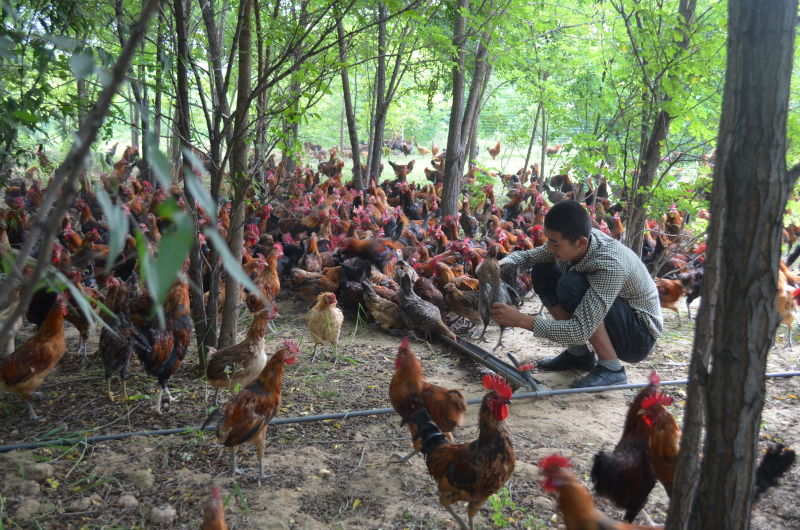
left=531, top=263, right=654, bottom=363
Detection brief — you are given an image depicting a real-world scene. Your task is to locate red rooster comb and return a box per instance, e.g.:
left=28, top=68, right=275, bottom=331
left=283, top=340, right=299, bottom=354
left=648, top=371, right=661, bottom=385
left=642, top=392, right=674, bottom=410
left=211, top=486, right=222, bottom=500
left=483, top=374, right=512, bottom=400
left=538, top=453, right=571, bottom=471
left=400, top=337, right=411, bottom=350
left=792, top=287, right=800, bottom=301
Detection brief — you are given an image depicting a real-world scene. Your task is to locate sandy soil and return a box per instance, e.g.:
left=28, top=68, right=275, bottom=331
left=1, top=294, right=798, bottom=529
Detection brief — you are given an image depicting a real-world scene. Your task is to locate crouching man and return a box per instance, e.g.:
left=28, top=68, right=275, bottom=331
left=490, top=201, right=663, bottom=388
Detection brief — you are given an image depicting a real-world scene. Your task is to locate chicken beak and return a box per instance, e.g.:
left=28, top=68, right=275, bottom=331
left=505, top=400, right=512, bottom=405
left=637, top=408, right=645, bottom=415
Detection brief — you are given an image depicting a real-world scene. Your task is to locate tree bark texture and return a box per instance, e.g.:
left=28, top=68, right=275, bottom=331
left=218, top=0, right=252, bottom=348
left=623, top=0, right=696, bottom=256
left=667, top=1, right=799, bottom=528
left=338, top=18, right=362, bottom=188
left=440, top=0, right=468, bottom=220
left=367, top=3, right=387, bottom=182
left=523, top=103, right=542, bottom=180
left=174, top=0, right=212, bottom=366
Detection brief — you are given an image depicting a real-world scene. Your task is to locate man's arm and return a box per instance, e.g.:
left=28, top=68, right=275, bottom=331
left=491, top=302, right=535, bottom=330
left=499, top=246, right=552, bottom=270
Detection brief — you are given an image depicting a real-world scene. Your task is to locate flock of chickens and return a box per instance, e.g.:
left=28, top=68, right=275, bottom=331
left=197, top=338, right=795, bottom=530
left=0, top=143, right=795, bottom=528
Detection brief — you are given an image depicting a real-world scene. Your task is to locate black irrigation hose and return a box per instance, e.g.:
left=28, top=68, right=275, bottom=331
left=1, top=372, right=798, bottom=453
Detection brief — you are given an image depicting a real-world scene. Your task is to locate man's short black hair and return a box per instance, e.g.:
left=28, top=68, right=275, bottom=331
left=544, top=200, right=591, bottom=242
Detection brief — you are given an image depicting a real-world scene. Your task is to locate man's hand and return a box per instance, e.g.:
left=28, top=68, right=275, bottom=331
left=491, top=302, right=534, bottom=331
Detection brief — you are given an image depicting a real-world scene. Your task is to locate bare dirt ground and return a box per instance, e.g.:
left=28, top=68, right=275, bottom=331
left=1, top=294, right=798, bottom=529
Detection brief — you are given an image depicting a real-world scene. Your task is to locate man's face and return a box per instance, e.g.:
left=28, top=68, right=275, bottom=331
left=543, top=228, right=588, bottom=262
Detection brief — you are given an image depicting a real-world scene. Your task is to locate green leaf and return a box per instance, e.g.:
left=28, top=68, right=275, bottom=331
left=0, top=35, right=15, bottom=60
left=69, top=51, right=95, bottom=80
left=135, top=230, right=164, bottom=326
left=186, top=173, right=217, bottom=223
left=204, top=228, right=265, bottom=303
left=151, top=207, right=193, bottom=308
left=96, top=189, right=129, bottom=274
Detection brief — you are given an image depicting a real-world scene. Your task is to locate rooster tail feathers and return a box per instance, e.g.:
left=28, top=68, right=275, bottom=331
left=202, top=406, right=222, bottom=431
left=408, top=408, right=446, bottom=454
left=753, top=443, right=796, bottom=502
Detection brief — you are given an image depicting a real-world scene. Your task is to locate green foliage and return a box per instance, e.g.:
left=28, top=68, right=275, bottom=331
left=488, top=487, right=548, bottom=529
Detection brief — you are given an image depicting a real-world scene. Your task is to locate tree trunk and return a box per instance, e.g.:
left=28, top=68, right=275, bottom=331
left=523, top=102, right=542, bottom=178
left=625, top=109, right=670, bottom=256
left=280, top=3, right=307, bottom=178
left=200, top=0, right=234, bottom=199
left=76, top=78, right=88, bottom=123
left=368, top=3, right=387, bottom=183
left=173, top=0, right=210, bottom=368
left=252, top=0, right=267, bottom=174
left=467, top=62, right=492, bottom=166
left=218, top=0, right=252, bottom=348
left=540, top=109, right=547, bottom=182
left=440, top=0, right=468, bottom=219
left=666, top=1, right=799, bottom=528
left=153, top=7, right=165, bottom=143
left=338, top=17, right=362, bottom=188
left=442, top=21, right=493, bottom=219
left=128, top=85, right=139, bottom=148
left=622, top=0, right=696, bottom=255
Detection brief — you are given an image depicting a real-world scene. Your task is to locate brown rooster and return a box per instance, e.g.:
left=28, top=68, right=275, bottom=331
left=540, top=454, right=660, bottom=530
left=98, top=277, right=141, bottom=401
left=389, top=338, right=466, bottom=462
left=639, top=388, right=680, bottom=496
left=487, top=140, right=501, bottom=160
left=407, top=375, right=515, bottom=530
left=590, top=372, right=660, bottom=522
left=207, top=341, right=299, bottom=479
left=442, top=283, right=482, bottom=338
left=655, top=278, right=683, bottom=326
left=131, top=278, right=192, bottom=414
left=0, top=297, right=68, bottom=420
left=206, top=307, right=279, bottom=403
left=362, top=281, right=406, bottom=331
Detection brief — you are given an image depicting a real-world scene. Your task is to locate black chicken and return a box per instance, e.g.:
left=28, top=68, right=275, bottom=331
left=98, top=277, right=144, bottom=401
left=397, top=273, right=455, bottom=340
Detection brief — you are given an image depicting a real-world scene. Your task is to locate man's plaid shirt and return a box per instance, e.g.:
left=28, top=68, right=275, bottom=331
left=501, top=228, right=663, bottom=346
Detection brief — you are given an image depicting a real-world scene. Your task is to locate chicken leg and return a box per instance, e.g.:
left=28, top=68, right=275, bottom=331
left=389, top=450, right=418, bottom=464
left=24, top=400, right=41, bottom=421
left=255, top=435, right=273, bottom=480
left=230, top=448, right=244, bottom=476
left=443, top=501, right=469, bottom=530
left=784, top=323, right=794, bottom=351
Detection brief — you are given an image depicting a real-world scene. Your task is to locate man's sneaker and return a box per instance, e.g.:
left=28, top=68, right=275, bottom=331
left=537, top=350, right=596, bottom=372
left=569, top=365, right=627, bottom=388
